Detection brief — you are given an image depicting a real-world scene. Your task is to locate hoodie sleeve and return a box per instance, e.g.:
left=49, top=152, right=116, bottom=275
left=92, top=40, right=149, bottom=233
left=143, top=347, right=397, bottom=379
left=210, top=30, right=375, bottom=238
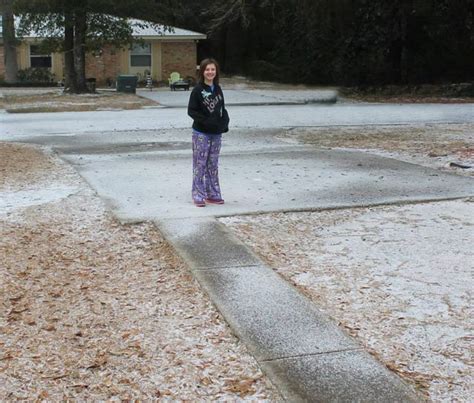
left=219, top=88, right=230, bottom=132
left=187, top=87, right=208, bottom=124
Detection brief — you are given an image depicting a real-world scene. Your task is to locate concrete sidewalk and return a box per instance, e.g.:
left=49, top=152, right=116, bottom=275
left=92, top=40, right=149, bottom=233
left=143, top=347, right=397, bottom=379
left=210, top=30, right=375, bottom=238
left=157, top=217, right=420, bottom=401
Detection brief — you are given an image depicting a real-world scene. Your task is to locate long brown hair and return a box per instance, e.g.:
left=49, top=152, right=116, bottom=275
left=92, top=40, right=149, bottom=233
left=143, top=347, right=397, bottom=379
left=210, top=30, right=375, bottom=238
left=197, top=58, right=220, bottom=85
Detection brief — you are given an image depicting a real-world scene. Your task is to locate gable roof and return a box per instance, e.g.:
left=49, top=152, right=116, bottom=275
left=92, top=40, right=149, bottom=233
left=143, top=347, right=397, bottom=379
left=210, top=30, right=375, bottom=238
left=3, top=16, right=206, bottom=40
left=130, top=19, right=206, bottom=40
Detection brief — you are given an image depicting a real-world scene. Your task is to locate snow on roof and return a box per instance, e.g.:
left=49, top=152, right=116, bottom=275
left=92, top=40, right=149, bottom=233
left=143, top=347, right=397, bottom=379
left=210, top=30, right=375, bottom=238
left=129, top=19, right=206, bottom=39
left=7, top=16, right=206, bottom=40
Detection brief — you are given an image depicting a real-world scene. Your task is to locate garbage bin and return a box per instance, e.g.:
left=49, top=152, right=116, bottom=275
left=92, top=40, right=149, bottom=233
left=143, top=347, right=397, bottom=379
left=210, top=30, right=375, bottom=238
left=116, top=75, right=138, bottom=93
left=86, top=77, right=96, bottom=92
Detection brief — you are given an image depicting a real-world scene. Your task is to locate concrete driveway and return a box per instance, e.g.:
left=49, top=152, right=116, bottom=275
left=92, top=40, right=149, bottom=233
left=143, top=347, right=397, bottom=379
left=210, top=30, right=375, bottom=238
left=50, top=129, right=472, bottom=222
left=8, top=121, right=472, bottom=222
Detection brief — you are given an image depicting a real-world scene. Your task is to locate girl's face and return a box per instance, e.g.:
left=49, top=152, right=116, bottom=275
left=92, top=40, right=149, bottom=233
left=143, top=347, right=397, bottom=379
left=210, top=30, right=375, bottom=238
left=203, top=64, right=217, bottom=83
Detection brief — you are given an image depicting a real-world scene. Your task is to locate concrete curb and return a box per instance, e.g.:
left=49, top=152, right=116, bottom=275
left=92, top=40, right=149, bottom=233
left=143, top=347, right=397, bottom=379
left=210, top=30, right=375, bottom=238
left=156, top=217, right=422, bottom=402
left=158, top=99, right=339, bottom=108
left=139, top=100, right=338, bottom=109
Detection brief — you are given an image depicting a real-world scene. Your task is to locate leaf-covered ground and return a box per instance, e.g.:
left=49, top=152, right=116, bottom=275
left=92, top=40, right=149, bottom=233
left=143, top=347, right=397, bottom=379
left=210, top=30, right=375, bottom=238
left=222, top=200, right=474, bottom=402
left=0, top=143, right=280, bottom=401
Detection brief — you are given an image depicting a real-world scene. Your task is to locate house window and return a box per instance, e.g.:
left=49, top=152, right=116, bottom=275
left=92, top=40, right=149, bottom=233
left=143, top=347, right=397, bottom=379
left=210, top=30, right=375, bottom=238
left=130, top=43, right=151, bottom=67
left=30, top=45, right=52, bottom=68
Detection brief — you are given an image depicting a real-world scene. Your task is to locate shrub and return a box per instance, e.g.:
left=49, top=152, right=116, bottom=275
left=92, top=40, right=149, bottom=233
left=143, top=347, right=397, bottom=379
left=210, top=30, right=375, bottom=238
left=17, top=67, right=56, bottom=84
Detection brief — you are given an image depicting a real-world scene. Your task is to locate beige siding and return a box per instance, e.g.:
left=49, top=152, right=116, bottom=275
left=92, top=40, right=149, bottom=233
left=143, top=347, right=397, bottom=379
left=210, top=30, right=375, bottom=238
left=17, top=43, right=28, bottom=69
left=52, top=52, right=64, bottom=80
left=119, top=48, right=129, bottom=74
left=17, top=42, right=61, bottom=79
left=152, top=42, right=162, bottom=81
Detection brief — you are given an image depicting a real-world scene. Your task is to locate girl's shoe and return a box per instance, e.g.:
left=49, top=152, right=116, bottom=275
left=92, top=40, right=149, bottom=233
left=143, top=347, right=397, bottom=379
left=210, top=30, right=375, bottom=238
left=194, top=200, right=206, bottom=207
left=205, top=198, right=225, bottom=205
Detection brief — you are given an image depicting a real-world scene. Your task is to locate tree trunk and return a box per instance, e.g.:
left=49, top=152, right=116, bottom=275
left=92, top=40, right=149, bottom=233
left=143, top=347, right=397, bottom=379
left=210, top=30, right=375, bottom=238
left=1, top=0, right=19, bottom=83
left=73, top=9, right=88, bottom=92
left=63, top=10, right=77, bottom=92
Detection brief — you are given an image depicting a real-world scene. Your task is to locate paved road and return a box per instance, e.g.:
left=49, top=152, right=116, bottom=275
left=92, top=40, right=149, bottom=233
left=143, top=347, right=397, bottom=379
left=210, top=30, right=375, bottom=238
left=1, top=103, right=473, bottom=140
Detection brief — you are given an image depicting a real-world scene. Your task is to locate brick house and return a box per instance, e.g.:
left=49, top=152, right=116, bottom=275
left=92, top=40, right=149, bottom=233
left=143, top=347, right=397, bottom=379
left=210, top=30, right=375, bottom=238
left=0, top=18, right=206, bottom=85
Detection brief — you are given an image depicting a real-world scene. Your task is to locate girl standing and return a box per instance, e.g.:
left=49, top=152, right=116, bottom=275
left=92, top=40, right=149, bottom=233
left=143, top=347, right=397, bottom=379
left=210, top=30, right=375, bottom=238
left=187, top=58, right=230, bottom=207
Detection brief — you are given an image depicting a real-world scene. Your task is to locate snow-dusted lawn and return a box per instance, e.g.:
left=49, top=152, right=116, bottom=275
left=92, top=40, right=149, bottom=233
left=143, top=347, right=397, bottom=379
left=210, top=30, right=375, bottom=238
left=1, top=90, right=158, bottom=113
left=222, top=201, right=473, bottom=402
left=221, top=122, right=473, bottom=401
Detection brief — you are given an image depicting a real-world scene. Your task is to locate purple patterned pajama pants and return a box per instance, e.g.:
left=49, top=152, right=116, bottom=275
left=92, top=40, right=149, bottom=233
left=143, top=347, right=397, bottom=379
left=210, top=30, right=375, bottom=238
left=192, top=131, right=222, bottom=203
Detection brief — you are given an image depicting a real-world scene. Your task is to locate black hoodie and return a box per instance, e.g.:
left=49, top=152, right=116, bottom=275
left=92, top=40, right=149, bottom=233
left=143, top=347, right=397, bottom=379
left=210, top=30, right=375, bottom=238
left=187, top=82, right=230, bottom=134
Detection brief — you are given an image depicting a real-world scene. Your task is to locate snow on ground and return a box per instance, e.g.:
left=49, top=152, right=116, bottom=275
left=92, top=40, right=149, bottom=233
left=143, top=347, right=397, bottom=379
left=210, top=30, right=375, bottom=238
left=221, top=123, right=473, bottom=401
left=221, top=199, right=473, bottom=401
left=0, top=143, right=280, bottom=401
